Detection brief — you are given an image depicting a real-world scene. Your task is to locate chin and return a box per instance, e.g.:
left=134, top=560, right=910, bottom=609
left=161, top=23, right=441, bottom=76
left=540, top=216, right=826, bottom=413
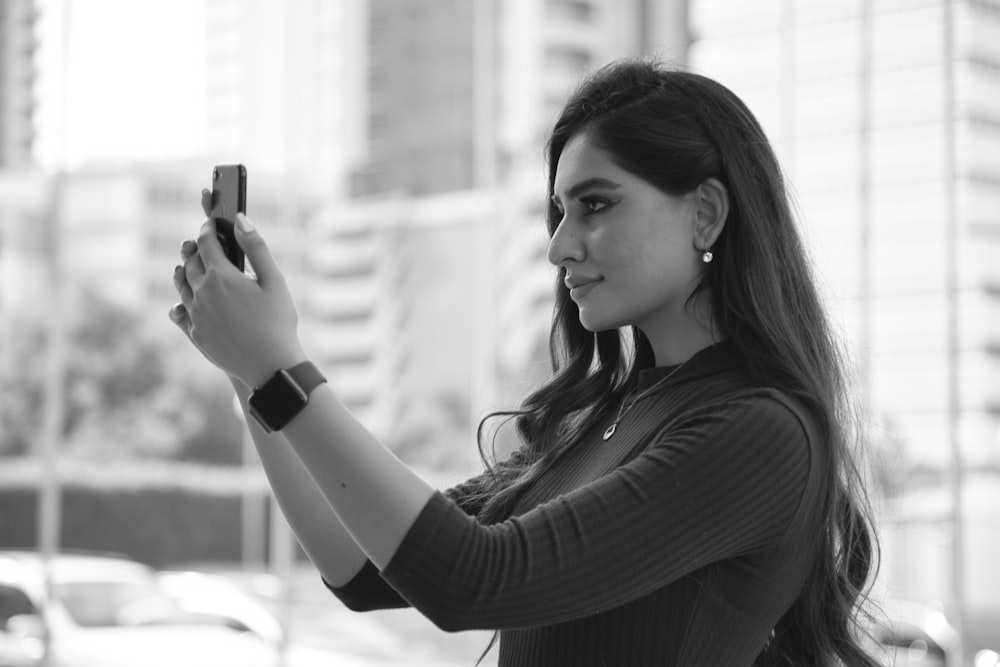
left=577, top=310, right=624, bottom=334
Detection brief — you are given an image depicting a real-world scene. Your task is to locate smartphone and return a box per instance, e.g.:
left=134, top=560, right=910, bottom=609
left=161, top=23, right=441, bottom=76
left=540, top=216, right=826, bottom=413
left=210, top=164, right=247, bottom=271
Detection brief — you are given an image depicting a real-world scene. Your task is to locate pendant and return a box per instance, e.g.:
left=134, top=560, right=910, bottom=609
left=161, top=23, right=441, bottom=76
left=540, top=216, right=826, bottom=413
left=602, top=423, right=617, bottom=440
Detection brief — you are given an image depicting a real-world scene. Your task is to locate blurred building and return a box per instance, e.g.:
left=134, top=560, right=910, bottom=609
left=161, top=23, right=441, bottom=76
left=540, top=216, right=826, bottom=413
left=348, top=0, right=477, bottom=197
left=1, top=162, right=304, bottom=327
left=691, top=0, right=1000, bottom=471
left=0, top=0, right=37, bottom=169
left=202, top=0, right=359, bottom=193
left=0, top=0, right=40, bottom=326
left=350, top=0, right=692, bottom=198
left=690, top=0, right=1000, bottom=643
left=303, top=192, right=490, bottom=467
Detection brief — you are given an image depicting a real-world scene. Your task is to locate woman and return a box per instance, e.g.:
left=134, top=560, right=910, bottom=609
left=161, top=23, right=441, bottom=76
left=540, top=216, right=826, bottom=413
left=171, top=58, right=880, bottom=666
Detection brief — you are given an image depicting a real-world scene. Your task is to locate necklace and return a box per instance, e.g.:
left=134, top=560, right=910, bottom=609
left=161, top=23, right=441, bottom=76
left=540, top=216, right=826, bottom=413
left=602, top=359, right=691, bottom=440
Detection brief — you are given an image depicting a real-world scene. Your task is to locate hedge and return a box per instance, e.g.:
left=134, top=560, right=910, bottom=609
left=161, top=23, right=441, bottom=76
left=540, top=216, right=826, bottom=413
left=0, top=459, right=282, bottom=568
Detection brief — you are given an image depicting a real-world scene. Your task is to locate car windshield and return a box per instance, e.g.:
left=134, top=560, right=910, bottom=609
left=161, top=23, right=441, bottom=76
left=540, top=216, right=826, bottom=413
left=55, top=581, right=179, bottom=627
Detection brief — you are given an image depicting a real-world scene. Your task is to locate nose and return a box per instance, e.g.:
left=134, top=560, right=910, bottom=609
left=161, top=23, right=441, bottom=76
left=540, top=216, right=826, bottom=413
left=546, top=214, right=585, bottom=267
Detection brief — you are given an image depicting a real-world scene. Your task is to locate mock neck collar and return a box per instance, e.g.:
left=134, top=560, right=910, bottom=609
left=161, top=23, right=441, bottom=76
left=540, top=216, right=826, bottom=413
left=635, top=341, right=741, bottom=391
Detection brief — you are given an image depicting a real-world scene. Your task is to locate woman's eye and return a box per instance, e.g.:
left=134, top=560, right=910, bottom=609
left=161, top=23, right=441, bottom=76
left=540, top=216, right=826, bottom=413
left=583, top=199, right=609, bottom=214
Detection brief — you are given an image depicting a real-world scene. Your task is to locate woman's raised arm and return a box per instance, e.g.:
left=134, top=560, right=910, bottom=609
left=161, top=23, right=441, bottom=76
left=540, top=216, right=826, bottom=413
left=172, top=213, right=436, bottom=576
left=230, top=379, right=370, bottom=587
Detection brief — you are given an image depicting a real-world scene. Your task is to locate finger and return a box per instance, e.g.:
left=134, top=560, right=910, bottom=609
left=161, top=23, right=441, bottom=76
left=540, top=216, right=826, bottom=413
left=201, top=188, right=213, bottom=217
left=179, top=238, right=198, bottom=260
left=168, top=302, right=191, bottom=330
left=173, top=265, right=194, bottom=303
left=182, top=252, right=206, bottom=288
left=195, top=217, right=227, bottom=268
left=233, top=213, right=282, bottom=286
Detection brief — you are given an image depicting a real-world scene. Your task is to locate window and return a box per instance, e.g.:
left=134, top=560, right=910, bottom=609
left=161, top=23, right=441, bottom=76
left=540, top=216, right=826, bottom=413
left=546, top=0, right=594, bottom=23
left=544, top=45, right=593, bottom=73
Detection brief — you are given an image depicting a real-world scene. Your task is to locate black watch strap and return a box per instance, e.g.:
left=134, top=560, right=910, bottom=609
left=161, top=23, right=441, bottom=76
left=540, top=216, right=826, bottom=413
left=248, top=361, right=327, bottom=432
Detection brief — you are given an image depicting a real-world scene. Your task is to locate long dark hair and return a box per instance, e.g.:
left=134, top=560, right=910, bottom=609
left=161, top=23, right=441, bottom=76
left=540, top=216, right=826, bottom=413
left=465, top=58, right=880, bottom=666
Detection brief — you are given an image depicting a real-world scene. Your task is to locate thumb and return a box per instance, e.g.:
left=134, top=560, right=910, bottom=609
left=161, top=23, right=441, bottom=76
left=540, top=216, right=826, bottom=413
left=235, top=213, right=281, bottom=285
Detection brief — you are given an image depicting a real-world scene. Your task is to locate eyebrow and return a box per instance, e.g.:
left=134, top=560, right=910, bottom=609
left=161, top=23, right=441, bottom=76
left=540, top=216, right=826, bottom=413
left=551, top=177, right=623, bottom=204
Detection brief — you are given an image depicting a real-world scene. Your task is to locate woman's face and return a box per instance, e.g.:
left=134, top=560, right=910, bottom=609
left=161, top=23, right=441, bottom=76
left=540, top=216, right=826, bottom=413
left=547, top=132, right=703, bottom=338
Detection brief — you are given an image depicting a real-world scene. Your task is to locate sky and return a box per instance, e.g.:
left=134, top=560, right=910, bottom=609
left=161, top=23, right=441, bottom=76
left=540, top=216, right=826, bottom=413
left=34, top=0, right=207, bottom=170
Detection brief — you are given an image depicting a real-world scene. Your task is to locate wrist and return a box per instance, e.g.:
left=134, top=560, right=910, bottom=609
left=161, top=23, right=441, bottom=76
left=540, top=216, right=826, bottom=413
left=243, top=348, right=309, bottom=389
left=228, top=373, right=249, bottom=390
left=248, top=360, right=327, bottom=433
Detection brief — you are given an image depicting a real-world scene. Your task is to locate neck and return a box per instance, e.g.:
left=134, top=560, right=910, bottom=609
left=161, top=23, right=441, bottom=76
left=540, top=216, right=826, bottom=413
left=641, top=303, right=721, bottom=366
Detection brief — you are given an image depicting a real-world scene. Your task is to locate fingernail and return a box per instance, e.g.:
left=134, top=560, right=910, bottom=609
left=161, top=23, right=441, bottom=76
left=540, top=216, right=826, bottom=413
left=236, top=213, right=255, bottom=233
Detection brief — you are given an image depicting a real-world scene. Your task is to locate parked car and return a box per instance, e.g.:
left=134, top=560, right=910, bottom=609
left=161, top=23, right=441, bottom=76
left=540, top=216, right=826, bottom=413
left=0, top=580, right=42, bottom=667
left=154, top=569, right=285, bottom=647
left=0, top=550, right=285, bottom=667
left=870, top=598, right=960, bottom=667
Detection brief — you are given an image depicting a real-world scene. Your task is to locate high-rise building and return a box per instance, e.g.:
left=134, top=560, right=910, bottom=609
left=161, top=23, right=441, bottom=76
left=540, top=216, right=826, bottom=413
left=690, top=0, right=1000, bottom=634
left=691, top=0, right=1000, bottom=471
left=0, top=0, right=40, bottom=325
left=203, top=0, right=358, bottom=192
left=12, top=162, right=265, bottom=312
left=349, top=0, right=477, bottom=197
left=0, top=0, right=37, bottom=169
left=304, top=191, right=491, bottom=467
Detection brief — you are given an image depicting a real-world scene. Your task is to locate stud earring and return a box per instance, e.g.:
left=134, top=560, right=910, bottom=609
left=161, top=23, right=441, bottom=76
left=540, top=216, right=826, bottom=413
left=702, top=248, right=714, bottom=264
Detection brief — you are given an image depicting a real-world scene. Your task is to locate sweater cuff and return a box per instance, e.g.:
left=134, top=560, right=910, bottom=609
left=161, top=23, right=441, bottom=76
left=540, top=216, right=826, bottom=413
left=323, top=491, right=458, bottom=612
left=324, top=560, right=410, bottom=611
left=379, top=491, right=461, bottom=603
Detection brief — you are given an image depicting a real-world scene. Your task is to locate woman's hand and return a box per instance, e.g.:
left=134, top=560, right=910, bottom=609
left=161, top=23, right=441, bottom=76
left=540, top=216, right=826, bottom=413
left=169, top=197, right=307, bottom=388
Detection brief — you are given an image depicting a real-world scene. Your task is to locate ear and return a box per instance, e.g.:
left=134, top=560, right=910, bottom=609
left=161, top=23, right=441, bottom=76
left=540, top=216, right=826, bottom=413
left=693, top=177, right=729, bottom=250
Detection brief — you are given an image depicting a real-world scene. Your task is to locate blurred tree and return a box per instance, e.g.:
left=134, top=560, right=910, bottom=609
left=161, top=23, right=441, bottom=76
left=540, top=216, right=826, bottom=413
left=0, top=316, right=46, bottom=457
left=392, top=389, right=471, bottom=471
left=0, top=289, right=243, bottom=464
left=63, top=294, right=168, bottom=447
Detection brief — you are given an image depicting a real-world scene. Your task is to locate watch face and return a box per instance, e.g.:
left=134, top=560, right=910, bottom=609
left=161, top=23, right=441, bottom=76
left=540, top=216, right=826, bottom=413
left=249, top=369, right=308, bottom=432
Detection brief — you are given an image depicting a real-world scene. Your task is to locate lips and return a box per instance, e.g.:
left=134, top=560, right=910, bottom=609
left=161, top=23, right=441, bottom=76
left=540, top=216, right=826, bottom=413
left=565, top=273, right=601, bottom=288
left=565, top=275, right=602, bottom=298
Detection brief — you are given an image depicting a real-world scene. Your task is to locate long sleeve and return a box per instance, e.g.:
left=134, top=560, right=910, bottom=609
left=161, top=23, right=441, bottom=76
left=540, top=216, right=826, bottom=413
left=374, top=390, right=818, bottom=633
left=326, top=454, right=528, bottom=611
left=326, top=560, right=409, bottom=611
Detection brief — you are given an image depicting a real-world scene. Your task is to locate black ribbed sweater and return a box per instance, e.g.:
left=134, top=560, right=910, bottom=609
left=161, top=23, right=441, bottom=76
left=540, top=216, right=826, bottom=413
left=327, top=343, right=826, bottom=666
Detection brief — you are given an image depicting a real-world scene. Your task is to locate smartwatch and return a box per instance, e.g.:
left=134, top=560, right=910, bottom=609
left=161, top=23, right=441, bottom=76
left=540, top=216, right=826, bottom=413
left=248, top=361, right=327, bottom=432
